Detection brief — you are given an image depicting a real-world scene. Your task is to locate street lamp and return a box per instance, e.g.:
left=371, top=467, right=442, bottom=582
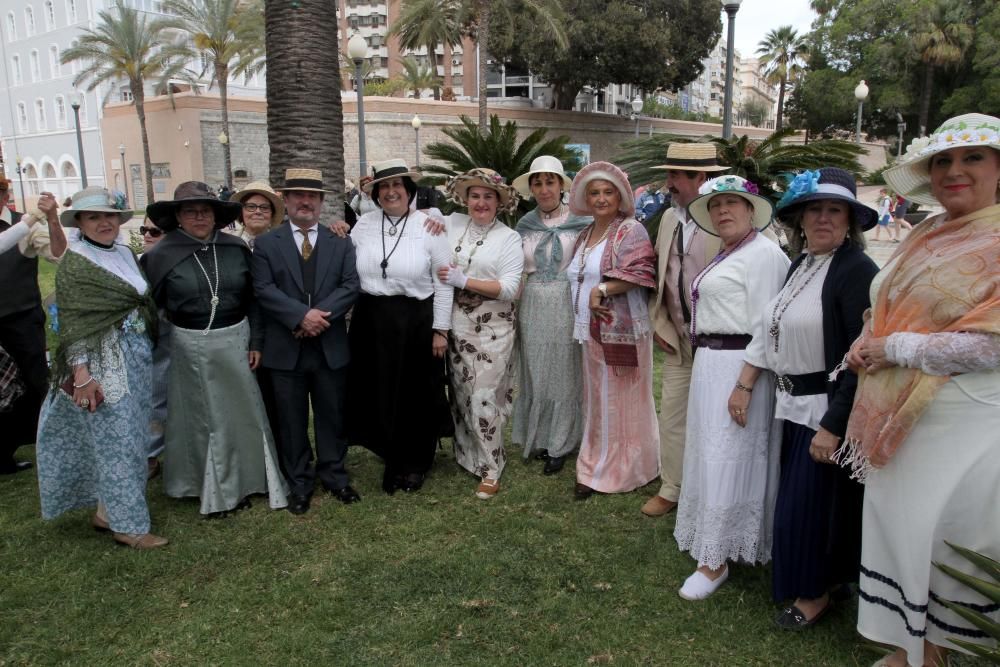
left=631, top=95, right=643, bottom=138
left=14, top=155, right=26, bottom=211
left=348, top=32, right=369, bottom=178
left=119, top=143, right=129, bottom=206
left=895, top=112, right=907, bottom=160
left=854, top=80, right=869, bottom=145
left=69, top=93, right=87, bottom=187
left=721, top=0, right=742, bottom=139
left=411, top=115, right=422, bottom=167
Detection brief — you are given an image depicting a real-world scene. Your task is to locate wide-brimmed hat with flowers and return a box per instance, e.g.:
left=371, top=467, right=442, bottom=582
left=884, top=113, right=1000, bottom=207
left=59, top=187, right=133, bottom=227
left=687, top=175, right=773, bottom=236
left=147, top=181, right=242, bottom=231
left=775, top=167, right=878, bottom=231
left=568, top=161, right=636, bottom=218
left=446, top=168, right=519, bottom=213
left=232, top=180, right=285, bottom=227
left=511, top=155, right=574, bottom=198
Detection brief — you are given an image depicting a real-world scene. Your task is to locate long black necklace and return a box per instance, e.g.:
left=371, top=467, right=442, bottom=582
left=380, top=210, right=410, bottom=278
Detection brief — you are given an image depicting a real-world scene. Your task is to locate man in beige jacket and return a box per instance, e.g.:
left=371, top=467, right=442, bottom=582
left=643, top=144, right=727, bottom=516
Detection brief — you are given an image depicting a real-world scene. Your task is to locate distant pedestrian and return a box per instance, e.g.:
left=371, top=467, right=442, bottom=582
left=873, top=188, right=893, bottom=241
left=891, top=193, right=912, bottom=242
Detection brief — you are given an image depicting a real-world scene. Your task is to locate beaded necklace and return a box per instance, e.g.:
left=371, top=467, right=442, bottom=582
left=572, top=217, right=618, bottom=316
left=191, top=235, right=221, bottom=335
left=452, top=217, right=497, bottom=268
left=688, top=228, right=757, bottom=346
left=380, top=210, right=410, bottom=278
left=768, top=251, right=833, bottom=352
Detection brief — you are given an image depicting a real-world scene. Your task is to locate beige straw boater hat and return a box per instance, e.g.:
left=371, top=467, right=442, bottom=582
left=446, top=167, right=520, bottom=214
left=362, top=159, right=422, bottom=193
left=884, top=113, right=1000, bottom=207
left=277, top=168, right=334, bottom=193
left=232, top=180, right=285, bottom=226
left=511, top=155, right=574, bottom=198
left=568, top=161, right=636, bottom=218
left=687, top=175, right=773, bottom=236
left=59, top=187, right=133, bottom=227
left=653, top=142, right=729, bottom=172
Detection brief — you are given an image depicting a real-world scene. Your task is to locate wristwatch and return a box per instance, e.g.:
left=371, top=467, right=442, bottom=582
left=597, top=283, right=609, bottom=298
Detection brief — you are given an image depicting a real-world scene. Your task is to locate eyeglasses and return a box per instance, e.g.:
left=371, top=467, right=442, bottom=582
left=242, top=203, right=273, bottom=213
left=139, top=226, right=163, bottom=237
left=178, top=207, right=214, bottom=220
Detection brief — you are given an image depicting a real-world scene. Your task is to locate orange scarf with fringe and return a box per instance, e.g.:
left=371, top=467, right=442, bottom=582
left=838, top=204, right=1000, bottom=480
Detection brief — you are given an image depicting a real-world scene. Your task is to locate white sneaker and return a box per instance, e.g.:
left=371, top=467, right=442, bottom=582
left=678, top=566, right=729, bottom=600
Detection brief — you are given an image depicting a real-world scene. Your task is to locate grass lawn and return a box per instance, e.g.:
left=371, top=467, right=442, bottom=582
left=4, top=273, right=980, bottom=665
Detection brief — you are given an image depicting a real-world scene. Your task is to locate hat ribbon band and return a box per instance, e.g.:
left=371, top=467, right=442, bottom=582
left=285, top=178, right=326, bottom=190
left=664, top=156, right=722, bottom=167
left=73, top=194, right=117, bottom=210
left=815, top=183, right=856, bottom=200
left=371, top=166, right=412, bottom=180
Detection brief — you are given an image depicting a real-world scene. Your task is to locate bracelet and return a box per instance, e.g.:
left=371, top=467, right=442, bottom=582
left=734, top=381, right=753, bottom=394
left=73, top=376, right=95, bottom=389
left=433, top=331, right=448, bottom=339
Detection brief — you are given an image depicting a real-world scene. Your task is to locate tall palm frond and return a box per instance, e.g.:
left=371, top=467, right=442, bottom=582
left=398, top=57, right=441, bottom=99
left=912, top=1, right=974, bottom=135
left=756, top=26, right=809, bottom=132
left=388, top=0, right=462, bottom=100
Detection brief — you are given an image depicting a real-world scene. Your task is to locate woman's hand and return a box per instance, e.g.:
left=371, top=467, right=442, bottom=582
left=727, top=386, right=751, bottom=428
left=437, top=264, right=468, bottom=289
left=809, top=427, right=841, bottom=464
left=432, top=330, right=448, bottom=358
left=72, top=369, right=103, bottom=413
left=589, top=286, right=611, bottom=321
left=424, top=217, right=446, bottom=236
left=858, top=336, right=894, bottom=373
left=248, top=350, right=261, bottom=370
left=37, top=192, right=59, bottom=223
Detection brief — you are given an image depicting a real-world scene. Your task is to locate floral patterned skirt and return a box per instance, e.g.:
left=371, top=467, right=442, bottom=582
left=447, top=293, right=517, bottom=481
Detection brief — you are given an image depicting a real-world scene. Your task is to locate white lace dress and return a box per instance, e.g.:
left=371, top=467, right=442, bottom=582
left=673, top=233, right=790, bottom=569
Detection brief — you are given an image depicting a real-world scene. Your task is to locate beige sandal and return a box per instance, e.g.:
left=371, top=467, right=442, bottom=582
left=475, top=478, right=500, bottom=499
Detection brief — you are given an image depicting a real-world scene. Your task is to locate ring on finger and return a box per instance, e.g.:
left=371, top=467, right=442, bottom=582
left=80, top=398, right=91, bottom=408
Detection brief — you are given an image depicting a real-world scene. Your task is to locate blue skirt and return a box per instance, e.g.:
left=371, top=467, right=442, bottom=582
left=771, top=420, right=864, bottom=602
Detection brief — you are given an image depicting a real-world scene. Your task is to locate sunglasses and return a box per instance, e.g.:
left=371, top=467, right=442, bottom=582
left=242, top=203, right=273, bottom=213
left=139, top=226, right=163, bottom=237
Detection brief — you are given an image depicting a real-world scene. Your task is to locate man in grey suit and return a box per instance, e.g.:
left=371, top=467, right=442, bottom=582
left=252, top=168, right=360, bottom=515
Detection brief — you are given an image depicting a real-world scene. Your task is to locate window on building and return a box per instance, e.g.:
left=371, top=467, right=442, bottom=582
left=44, top=0, right=55, bottom=29
left=42, top=163, right=56, bottom=179
left=17, top=102, right=29, bottom=132
left=77, top=93, right=87, bottom=124
left=24, top=7, right=35, bottom=35
left=30, top=50, right=40, bottom=81
left=35, top=98, right=47, bottom=130
left=54, top=95, right=67, bottom=127
left=233, top=168, right=248, bottom=178
left=66, top=0, right=77, bottom=23
left=120, top=87, right=133, bottom=102
left=49, top=45, right=60, bottom=77
left=61, top=161, right=77, bottom=178
left=6, top=12, right=16, bottom=40
left=69, top=39, right=79, bottom=74
left=12, top=55, right=22, bottom=85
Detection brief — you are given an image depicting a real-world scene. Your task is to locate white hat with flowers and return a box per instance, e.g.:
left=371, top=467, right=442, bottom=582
left=884, top=113, right=1000, bottom=207
left=687, top=175, right=773, bottom=236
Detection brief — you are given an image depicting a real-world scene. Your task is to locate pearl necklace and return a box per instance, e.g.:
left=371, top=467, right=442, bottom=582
left=192, top=241, right=221, bottom=335
left=768, top=251, right=833, bottom=352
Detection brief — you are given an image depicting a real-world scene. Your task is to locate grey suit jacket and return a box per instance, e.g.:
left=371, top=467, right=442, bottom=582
left=251, top=221, right=360, bottom=371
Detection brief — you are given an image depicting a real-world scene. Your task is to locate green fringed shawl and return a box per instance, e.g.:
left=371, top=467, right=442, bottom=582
left=49, top=249, right=158, bottom=387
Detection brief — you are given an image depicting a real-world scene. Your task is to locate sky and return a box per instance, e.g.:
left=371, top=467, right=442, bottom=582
left=729, top=0, right=817, bottom=57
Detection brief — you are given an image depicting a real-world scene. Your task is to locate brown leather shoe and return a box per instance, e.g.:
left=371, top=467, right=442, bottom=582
left=92, top=513, right=110, bottom=532
left=641, top=495, right=678, bottom=517
left=113, top=532, right=169, bottom=549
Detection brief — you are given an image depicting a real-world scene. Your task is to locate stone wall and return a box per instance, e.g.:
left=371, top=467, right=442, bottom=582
left=199, top=110, right=271, bottom=188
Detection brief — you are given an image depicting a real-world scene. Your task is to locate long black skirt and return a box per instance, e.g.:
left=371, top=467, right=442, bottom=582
left=346, top=293, right=450, bottom=476
left=772, top=420, right=864, bottom=602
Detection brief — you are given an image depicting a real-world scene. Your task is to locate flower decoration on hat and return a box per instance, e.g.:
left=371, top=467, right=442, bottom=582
left=901, top=116, right=1000, bottom=163
left=704, top=174, right=760, bottom=196
left=111, top=190, right=128, bottom=210
left=775, top=169, right=821, bottom=209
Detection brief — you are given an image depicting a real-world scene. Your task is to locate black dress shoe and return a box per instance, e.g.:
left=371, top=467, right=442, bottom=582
left=574, top=483, right=594, bottom=500
left=0, top=460, right=33, bottom=475
left=543, top=455, right=566, bottom=475
left=329, top=485, right=361, bottom=504
left=382, top=471, right=401, bottom=495
left=400, top=472, right=425, bottom=492
left=534, top=449, right=550, bottom=461
left=287, top=494, right=311, bottom=515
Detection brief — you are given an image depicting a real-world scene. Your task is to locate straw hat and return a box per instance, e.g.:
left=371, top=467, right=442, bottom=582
left=362, top=159, right=422, bottom=193
left=146, top=181, right=242, bottom=231
left=446, top=168, right=520, bottom=214
left=511, top=155, right=574, bottom=198
left=687, top=175, right=773, bottom=236
left=59, top=187, right=133, bottom=227
left=277, top=168, right=334, bottom=193
left=568, top=161, right=635, bottom=218
left=653, top=143, right=729, bottom=172
left=232, top=180, right=285, bottom=227
left=884, top=113, right=1000, bottom=207
left=776, top=167, right=878, bottom=231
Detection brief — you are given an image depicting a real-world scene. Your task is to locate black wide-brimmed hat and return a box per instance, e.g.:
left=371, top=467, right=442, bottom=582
left=776, top=167, right=878, bottom=231
left=146, top=181, right=242, bottom=231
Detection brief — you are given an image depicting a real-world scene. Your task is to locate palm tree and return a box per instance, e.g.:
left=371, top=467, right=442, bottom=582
left=912, top=1, right=974, bottom=136
left=61, top=6, right=197, bottom=205
left=387, top=0, right=462, bottom=100
left=264, top=0, right=345, bottom=211
left=162, top=0, right=264, bottom=190
left=398, top=57, right=441, bottom=99
left=756, top=26, right=809, bottom=132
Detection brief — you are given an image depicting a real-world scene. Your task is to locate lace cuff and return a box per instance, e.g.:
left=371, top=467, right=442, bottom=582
left=884, top=331, right=1000, bottom=376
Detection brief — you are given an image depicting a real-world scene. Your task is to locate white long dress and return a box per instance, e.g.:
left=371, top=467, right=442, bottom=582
left=673, top=233, right=789, bottom=569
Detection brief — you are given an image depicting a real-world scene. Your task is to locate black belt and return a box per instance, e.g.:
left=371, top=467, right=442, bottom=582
left=775, top=371, right=828, bottom=396
left=693, top=333, right=752, bottom=350
left=169, top=313, right=245, bottom=330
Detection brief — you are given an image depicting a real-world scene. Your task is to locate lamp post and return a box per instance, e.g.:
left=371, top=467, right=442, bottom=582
left=411, top=115, right=422, bottom=167
left=721, top=0, right=742, bottom=139
left=15, top=155, right=26, bottom=211
left=348, top=33, right=369, bottom=178
left=896, top=112, right=907, bottom=160
left=119, top=143, right=129, bottom=206
left=631, top=95, right=643, bottom=138
left=69, top=93, right=87, bottom=187
left=854, top=80, right=869, bottom=145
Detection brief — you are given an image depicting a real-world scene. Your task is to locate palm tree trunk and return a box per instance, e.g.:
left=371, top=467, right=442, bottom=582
left=919, top=63, right=934, bottom=137
left=775, top=77, right=786, bottom=132
left=427, top=42, right=440, bottom=100
left=218, top=62, right=233, bottom=189
left=133, top=82, right=155, bottom=205
left=265, top=0, right=345, bottom=214
left=477, top=0, right=490, bottom=135
left=443, top=41, right=454, bottom=99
